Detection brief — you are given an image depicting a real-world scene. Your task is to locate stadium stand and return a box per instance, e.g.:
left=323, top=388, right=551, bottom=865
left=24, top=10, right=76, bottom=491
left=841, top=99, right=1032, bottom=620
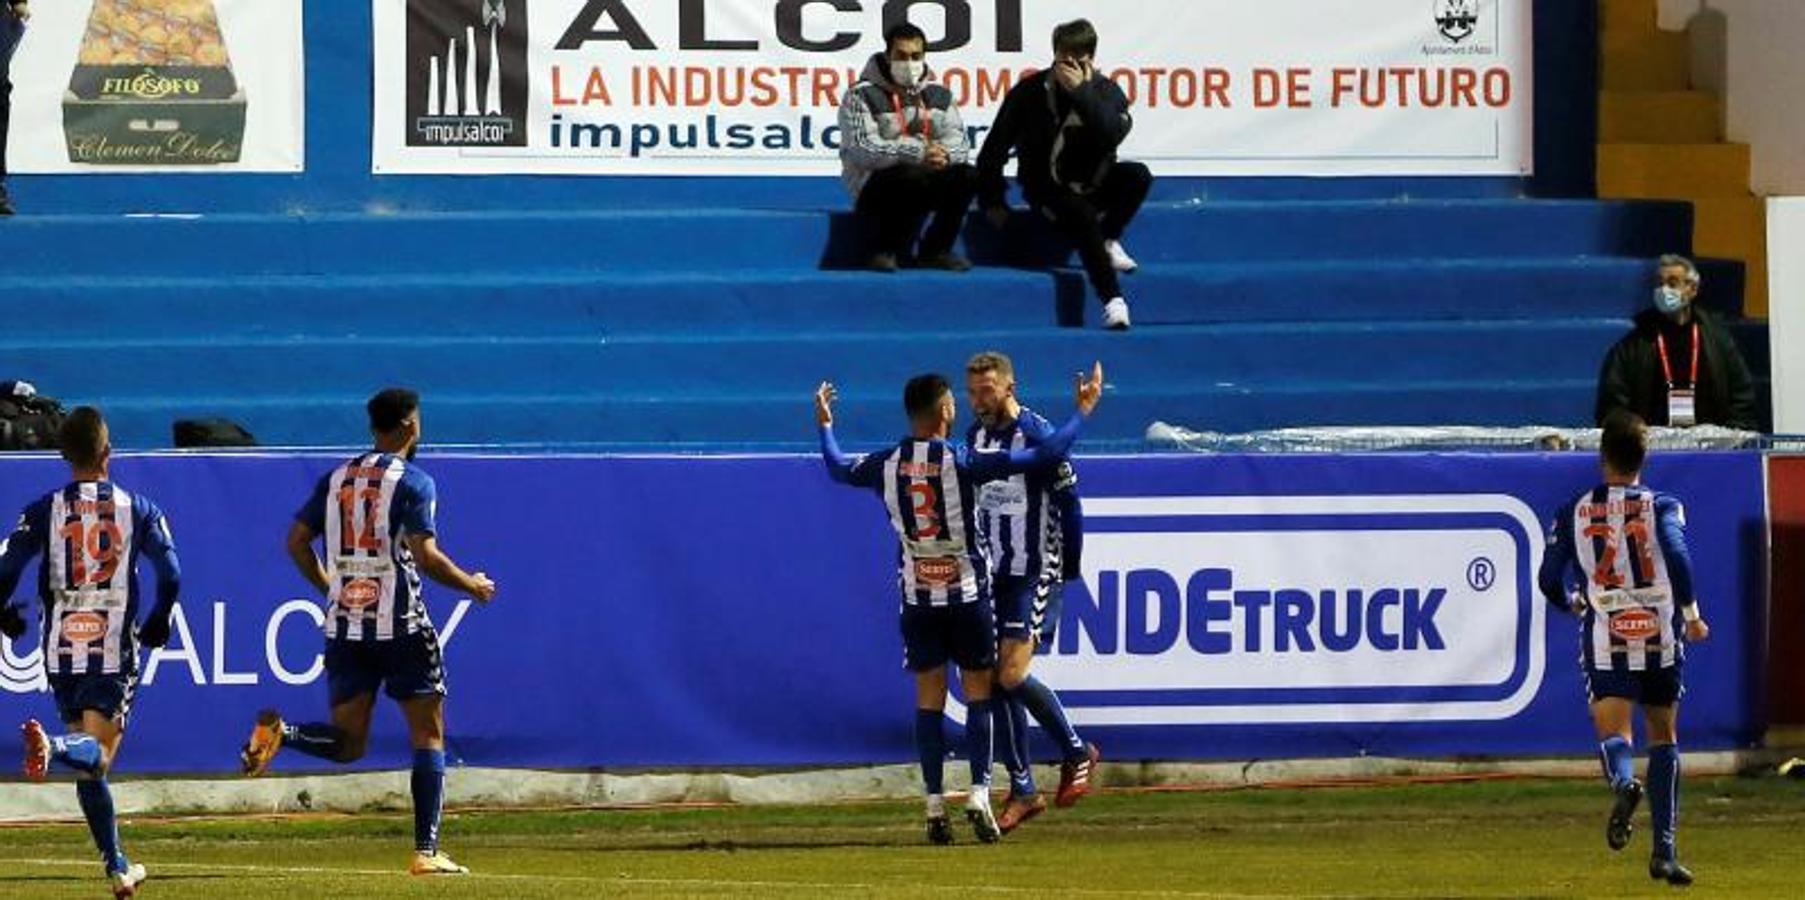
left=0, top=1, right=1771, bottom=450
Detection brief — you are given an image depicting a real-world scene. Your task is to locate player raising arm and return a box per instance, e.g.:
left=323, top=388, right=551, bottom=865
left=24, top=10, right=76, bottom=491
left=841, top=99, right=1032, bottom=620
left=815, top=363, right=1102, bottom=845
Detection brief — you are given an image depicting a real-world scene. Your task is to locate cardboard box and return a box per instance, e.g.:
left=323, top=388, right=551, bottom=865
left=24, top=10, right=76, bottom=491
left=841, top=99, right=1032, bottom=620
left=61, top=0, right=246, bottom=166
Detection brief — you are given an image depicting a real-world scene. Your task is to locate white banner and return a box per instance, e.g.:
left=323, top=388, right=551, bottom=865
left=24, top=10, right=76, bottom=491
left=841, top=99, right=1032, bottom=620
left=7, top=0, right=304, bottom=173
left=1036, top=494, right=1546, bottom=726
left=372, top=0, right=1532, bottom=177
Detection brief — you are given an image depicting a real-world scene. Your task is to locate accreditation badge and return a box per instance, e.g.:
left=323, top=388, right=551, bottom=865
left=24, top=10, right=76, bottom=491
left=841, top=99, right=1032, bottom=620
left=1667, top=387, right=1697, bottom=427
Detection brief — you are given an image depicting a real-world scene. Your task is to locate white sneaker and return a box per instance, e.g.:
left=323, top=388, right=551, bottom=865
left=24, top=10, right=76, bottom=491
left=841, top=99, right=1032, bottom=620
left=964, top=793, right=1002, bottom=844
left=1101, top=297, right=1132, bottom=331
left=410, top=850, right=470, bottom=876
left=1104, top=239, right=1138, bottom=273
left=110, top=862, right=147, bottom=898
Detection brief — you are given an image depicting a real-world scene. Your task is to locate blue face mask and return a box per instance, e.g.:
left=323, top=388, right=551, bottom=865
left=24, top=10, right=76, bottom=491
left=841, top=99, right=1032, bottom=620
left=1653, top=285, right=1688, bottom=316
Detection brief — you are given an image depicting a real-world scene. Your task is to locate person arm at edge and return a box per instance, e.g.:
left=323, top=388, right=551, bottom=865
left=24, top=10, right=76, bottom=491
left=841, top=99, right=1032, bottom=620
left=976, top=81, right=1026, bottom=218
left=1537, top=500, right=1585, bottom=615
left=838, top=79, right=927, bottom=173
left=1594, top=336, right=1639, bottom=427
left=285, top=474, right=333, bottom=598
left=1066, top=73, right=1133, bottom=150
left=1019, top=413, right=1086, bottom=582
left=133, top=499, right=181, bottom=649
left=1052, top=466, right=1084, bottom=582
left=815, top=382, right=886, bottom=490
left=0, top=500, right=45, bottom=640
left=1710, top=318, right=1760, bottom=431
left=399, top=473, right=497, bottom=603
left=967, top=363, right=1104, bottom=483
left=1653, top=493, right=1709, bottom=642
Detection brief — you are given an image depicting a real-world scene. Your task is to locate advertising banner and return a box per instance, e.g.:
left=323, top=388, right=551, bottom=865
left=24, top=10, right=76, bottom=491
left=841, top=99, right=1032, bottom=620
left=0, top=450, right=1762, bottom=774
left=371, top=0, right=1534, bottom=177
left=5, top=0, right=304, bottom=172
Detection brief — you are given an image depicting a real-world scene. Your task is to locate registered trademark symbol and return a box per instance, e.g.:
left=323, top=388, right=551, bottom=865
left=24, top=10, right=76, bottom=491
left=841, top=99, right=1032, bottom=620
left=1467, top=557, right=1496, bottom=591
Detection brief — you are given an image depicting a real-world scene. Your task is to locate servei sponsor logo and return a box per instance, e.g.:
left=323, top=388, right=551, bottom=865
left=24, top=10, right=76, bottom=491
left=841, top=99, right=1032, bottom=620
left=1034, top=494, right=1546, bottom=725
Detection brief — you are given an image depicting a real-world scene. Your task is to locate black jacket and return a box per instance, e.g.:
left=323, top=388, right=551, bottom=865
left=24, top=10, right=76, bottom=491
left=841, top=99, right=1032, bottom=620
left=1594, top=307, right=1759, bottom=430
left=977, top=69, right=1133, bottom=209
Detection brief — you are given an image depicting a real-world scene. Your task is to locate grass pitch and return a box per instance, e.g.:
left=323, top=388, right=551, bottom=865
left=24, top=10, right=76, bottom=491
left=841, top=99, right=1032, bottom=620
left=2, top=775, right=1802, bottom=898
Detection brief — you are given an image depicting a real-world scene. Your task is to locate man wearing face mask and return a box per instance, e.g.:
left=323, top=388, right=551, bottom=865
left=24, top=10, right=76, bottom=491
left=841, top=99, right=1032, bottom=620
left=838, top=22, right=977, bottom=273
left=1595, top=255, right=1759, bottom=431
left=978, top=19, right=1152, bottom=331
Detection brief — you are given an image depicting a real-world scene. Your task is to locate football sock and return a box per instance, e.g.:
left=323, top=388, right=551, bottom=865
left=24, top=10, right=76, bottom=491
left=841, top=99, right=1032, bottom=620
left=1649, top=743, right=1680, bottom=861
left=75, top=778, right=126, bottom=875
left=282, top=723, right=349, bottom=762
left=1015, top=675, right=1084, bottom=759
left=994, top=688, right=1036, bottom=796
left=914, top=710, right=946, bottom=796
left=412, top=748, right=447, bottom=853
left=1598, top=735, right=1635, bottom=790
left=49, top=733, right=104, bottom=775
left=965, top=699, right=994, bottom=790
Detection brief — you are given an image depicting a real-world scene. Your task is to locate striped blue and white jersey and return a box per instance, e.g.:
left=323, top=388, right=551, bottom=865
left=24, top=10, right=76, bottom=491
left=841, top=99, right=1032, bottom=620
left=1539, top=483, right=1695, bottom=672
left=297, top=452, right=437, bottom=643
left=0, top=481, right=181, bottom=676
left=821, top=415, right=1084, bottom=607
left=967, top=407, right=1079, bottom=579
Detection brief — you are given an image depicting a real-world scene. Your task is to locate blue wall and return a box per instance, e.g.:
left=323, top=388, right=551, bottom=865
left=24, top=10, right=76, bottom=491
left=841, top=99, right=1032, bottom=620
left=0, top=449, right=1767, bottom=772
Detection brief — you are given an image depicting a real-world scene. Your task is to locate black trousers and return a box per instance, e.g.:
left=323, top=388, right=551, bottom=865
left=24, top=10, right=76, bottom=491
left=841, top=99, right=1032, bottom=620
left=1029, top=161, right=1154, bottom=303
left=0, top=73, right=10, bottom=182
left=855, top=163, right=978, bottom=258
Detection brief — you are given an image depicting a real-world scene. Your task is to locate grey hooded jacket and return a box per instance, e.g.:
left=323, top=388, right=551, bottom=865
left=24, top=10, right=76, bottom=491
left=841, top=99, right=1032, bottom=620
left=837, top=52, right=971, bottom=199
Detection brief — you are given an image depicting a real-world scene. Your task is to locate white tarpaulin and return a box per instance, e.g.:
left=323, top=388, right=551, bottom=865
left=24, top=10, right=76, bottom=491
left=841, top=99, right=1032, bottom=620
left=372, top=0, right=1533, bottom=177
left=5, top=0, right=304, bottom=173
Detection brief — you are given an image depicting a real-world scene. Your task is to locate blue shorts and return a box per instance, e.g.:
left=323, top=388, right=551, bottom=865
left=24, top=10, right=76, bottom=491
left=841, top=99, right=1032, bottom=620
left=900, top=602, right=997, bottom=673
left=48, top=670, right=139, bottom=730
left=325, top=628, right=447, bottom=707
left=994, top=573, right=1063, bottom=643
left=1587, top=665, right=1684, bottom=707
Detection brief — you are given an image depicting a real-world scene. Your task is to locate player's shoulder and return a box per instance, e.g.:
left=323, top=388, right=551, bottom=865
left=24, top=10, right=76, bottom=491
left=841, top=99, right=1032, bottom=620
left=116, top=484, right=165, bottom=521
left=1016, top=407, right=1056, bottom=438
left=396, top=459, right=436, bottom=494
left=1650, top=490, right=1686, bottom=521
left=11, top=491, right=53, bottom=532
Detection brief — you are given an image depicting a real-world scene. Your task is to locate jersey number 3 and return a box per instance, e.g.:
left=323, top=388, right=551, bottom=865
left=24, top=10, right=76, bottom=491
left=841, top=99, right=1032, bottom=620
left=909, top=482, right=942, bottom=539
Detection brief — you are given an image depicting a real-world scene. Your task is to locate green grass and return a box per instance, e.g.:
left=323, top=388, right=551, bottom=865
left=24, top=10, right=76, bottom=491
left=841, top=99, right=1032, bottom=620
left=3, top=776, right=1803, bottom=897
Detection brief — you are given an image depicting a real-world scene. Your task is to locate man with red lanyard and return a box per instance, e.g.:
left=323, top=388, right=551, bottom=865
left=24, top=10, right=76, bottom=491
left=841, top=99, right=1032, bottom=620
left=838, top=21, right=977, bottom=273
left=1595, top=254, right=1759, bottom=431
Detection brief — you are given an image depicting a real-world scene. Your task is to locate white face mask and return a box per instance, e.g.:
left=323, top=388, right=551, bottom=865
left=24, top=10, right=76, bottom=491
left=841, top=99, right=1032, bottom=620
left=890, top=59, right=926, bottom=88
left=1654, top=285, right=1689, bottom=316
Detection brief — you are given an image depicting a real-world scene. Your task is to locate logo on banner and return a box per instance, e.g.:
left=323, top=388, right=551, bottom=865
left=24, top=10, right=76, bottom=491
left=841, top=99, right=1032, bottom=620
left=1, top=630, right=46, bottom=694
left=1433, top=0, right=1479, bottom=43
left=406, top=0, right=529, bottom=147
left=1032, top=494, right=1546, bottom=726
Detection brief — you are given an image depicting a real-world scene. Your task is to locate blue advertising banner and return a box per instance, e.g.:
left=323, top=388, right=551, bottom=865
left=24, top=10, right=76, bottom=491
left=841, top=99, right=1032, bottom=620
left=0, top=450, right=1767, bottom=774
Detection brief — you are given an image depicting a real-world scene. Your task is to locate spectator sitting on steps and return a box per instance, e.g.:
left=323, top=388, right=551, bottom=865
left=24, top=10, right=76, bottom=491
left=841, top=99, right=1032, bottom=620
left=837, top=21, right=977, bottom=273
left=977, top=18, right=1152, bottom=331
